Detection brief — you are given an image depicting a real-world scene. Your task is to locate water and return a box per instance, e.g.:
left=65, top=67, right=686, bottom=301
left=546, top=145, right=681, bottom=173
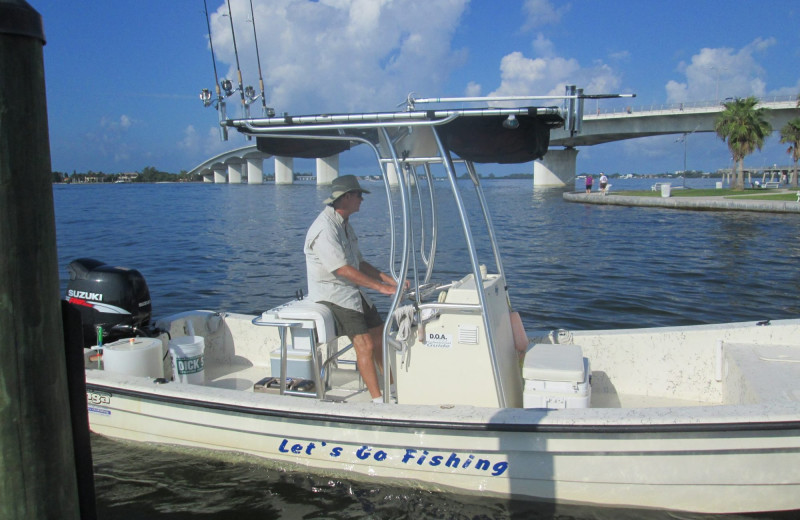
left=54, top=178, right=800, bottom=519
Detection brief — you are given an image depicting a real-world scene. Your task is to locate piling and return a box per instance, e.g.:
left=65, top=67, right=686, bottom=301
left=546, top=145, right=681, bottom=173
left=0, top=1, right=85, bottom=518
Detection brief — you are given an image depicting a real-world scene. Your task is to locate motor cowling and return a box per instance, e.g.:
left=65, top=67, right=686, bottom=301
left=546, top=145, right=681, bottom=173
left=65, top=258, right=153, bottom=348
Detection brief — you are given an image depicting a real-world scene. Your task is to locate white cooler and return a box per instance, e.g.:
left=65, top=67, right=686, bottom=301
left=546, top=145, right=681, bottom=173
left=523, top=344, right=591, bottom=409
left=270, top=348, right=315, bottom=381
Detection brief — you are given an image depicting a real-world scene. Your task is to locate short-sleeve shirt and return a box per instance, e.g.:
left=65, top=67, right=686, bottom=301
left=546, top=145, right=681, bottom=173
left=304, top=205, right=372, bottom=313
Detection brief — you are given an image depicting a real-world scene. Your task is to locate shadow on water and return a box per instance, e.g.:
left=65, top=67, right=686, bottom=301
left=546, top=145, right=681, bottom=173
left=93, top=433, right=797, bottom=519
left=98, top=433, right=796, bottom=520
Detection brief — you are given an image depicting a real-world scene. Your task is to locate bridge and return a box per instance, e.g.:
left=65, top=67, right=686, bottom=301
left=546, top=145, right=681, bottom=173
left=535, top=96, right=799, bottom=186
left=186, top=145, right=343, bottom=185
left=189, top=96, right=799, bottom=187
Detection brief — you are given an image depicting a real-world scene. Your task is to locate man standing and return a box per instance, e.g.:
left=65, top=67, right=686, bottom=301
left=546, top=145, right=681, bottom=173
left=599, top=172, right=609, bottom=195
left=304, top=175, right=398, bottom=403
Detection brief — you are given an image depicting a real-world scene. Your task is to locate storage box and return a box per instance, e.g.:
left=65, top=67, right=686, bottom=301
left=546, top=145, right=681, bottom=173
left=522, top=344, right=591, bottom=409
left=270, top=348, right=314, bottom=381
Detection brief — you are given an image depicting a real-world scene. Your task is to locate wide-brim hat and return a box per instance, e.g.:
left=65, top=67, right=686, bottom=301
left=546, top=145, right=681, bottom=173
left=323, top=175, right=371, bottom=204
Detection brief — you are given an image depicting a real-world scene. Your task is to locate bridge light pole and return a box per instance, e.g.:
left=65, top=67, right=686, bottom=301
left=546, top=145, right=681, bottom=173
left=676, top=133, right=688, bottom=189
left=710, top=66, right=728, bottom=102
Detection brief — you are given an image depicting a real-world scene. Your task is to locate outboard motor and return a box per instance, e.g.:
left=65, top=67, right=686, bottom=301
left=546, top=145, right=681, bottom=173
left=65, top=258, right=154, bottom=348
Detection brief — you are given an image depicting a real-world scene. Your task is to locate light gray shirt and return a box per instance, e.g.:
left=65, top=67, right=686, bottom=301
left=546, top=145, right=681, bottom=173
left=304, top=205, right=372, bottom=312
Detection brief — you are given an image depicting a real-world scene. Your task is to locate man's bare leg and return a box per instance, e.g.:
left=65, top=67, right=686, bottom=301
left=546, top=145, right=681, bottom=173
left=352, top=332, right=381, bottom=398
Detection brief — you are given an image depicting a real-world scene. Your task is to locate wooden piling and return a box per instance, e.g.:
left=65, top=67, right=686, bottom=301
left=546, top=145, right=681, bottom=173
left=0, top=2, right=82, bottom=518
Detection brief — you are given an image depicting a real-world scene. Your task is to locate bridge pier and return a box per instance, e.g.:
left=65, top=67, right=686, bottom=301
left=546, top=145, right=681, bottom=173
left=533, top=147, right=578, bottom=188
left=227, top=161, right=244, bottom=184
left=213, top=165, right=227, bottom=184
left=275, top=156, right=293, bottom=185
left=385, top=162, right=400, bottom=187
left=246, top=157, right=263, bottom=184
left=316, top=155, right=339, bottom=184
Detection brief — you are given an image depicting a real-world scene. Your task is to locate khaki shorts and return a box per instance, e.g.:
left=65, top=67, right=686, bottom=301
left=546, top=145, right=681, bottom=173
left=320, top=296, right=383, bottom=337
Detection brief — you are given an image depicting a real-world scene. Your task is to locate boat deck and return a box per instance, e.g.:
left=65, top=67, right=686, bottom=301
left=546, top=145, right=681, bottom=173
left=200, top=359, right=715, bottom=408
left=204, top=361, right=374, bottom=403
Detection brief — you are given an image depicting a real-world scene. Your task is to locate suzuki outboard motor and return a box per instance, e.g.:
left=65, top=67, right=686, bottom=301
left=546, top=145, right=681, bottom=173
left=65, top=258, right=153, bottom=348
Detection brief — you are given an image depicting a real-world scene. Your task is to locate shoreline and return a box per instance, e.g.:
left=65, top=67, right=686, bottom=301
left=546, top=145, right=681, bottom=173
left=563, top=191, right=800, bottom=213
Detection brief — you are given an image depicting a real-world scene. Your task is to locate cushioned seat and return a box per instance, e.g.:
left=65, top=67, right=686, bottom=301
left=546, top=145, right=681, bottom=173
left=523, top=344, right=586, bottom=383
left=263, top=300, right=337, bottom=345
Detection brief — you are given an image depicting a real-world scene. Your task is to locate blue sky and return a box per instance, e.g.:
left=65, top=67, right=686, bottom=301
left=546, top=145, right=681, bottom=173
left=35, top=0, right=800, bottom=176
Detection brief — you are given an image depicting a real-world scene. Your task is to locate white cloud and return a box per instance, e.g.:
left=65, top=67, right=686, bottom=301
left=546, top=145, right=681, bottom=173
left=464, top=81, right=482, bottom=97
left=179, top=125, right=200, bottom=152
left=522, top=0, right=569, bottom=30
left=488, top=49, right=621, bottom=99
left=100, top=114, right=134, bottom=132
left=178, top=124, right=230, bottom=165
left=208, top=0, right=469, bottom=114
left=769, top=79, right=800, bottom=98
left=665, top=38, right=776, bottom=103
left=531, top=33, right=556, bottom=57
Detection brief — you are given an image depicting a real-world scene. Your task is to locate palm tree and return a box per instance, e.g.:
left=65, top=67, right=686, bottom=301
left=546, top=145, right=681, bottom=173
left=714, top=96, right=773, bottom=190
left=780, top=118, right=800, bottom=188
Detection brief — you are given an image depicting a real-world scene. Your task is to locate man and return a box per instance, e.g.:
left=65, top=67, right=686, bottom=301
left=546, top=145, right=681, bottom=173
left=599, top=172, right=608, bottom=195
left=304, top=175, right=399, bottom=403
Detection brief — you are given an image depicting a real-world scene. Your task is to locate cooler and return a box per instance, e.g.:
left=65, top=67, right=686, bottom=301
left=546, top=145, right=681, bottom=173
left=523, top=344, right=591, bottom=409
left=270, top=348, right=315, bottom=381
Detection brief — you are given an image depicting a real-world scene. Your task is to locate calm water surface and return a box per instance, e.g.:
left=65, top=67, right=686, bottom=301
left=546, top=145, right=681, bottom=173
left=54, top=178, right=800, bottom=519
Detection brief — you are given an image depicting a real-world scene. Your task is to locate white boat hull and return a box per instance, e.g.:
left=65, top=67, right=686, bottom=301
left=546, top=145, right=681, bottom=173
left=85, top=314, right=800, bottom=514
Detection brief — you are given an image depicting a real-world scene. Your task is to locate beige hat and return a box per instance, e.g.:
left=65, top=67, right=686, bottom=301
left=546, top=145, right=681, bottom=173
left=324, top=175, right=371, bottom=204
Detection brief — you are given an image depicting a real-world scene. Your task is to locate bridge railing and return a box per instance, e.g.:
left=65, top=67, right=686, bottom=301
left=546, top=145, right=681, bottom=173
left=589, top=94, right=798, bottom=116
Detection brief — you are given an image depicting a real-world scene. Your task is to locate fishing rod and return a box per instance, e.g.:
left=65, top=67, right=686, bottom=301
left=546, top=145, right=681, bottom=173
left=202, top=0, right=227, bottom=139
left=226, top=0, right=248, bottom=117
left=201, top=0, right=221, bottom=107
left=248, top=0, right=270, bottom=117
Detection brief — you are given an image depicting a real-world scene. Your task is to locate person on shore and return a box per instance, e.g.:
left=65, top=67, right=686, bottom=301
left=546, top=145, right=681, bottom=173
left=304, top=175, right=399, bottom=403
left=585, top=175, right=593, bottom=194
left=599, top=172, right=609, bottom=195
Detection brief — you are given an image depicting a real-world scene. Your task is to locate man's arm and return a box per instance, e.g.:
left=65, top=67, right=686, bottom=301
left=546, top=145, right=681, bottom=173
left=334, top=264, right=396, bottom=295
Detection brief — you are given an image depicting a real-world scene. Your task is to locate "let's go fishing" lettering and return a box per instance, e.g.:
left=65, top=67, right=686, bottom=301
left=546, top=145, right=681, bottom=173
left=278, top=438, right=509, bottom=476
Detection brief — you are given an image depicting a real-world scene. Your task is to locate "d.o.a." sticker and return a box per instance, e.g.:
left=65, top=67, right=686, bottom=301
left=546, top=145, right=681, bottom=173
left=426, top=332, right=452, bottom=348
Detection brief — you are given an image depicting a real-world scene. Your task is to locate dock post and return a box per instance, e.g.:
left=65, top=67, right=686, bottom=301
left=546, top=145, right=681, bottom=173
left=0, top=1, right=86, bottom=518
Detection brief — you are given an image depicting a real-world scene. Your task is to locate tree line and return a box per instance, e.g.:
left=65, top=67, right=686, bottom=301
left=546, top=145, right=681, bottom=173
left=53, top=166, right=202, bottom=184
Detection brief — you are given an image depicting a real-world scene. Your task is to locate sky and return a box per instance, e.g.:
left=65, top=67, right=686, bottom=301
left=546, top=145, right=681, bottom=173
left=34, top=0, right=800, bottom=177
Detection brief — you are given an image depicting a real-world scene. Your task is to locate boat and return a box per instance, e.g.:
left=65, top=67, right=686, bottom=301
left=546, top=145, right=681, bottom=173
left=69, top=94, right=800, bottom=515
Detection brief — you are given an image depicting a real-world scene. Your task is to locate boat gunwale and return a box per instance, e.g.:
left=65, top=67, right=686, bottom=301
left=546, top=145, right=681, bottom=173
left=86, top=381, right=800, bottom=435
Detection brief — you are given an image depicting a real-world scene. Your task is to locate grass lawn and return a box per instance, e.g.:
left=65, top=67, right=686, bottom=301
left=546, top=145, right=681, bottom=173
left=615, top=188, right=800, bottom=201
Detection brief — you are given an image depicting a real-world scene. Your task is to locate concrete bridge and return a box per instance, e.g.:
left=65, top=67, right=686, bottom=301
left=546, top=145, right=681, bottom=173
left=535, top=96, right=800, bottom=186
left=190, top=96, right=799, bottom=186
left=187, top=146, right=342, bottom=185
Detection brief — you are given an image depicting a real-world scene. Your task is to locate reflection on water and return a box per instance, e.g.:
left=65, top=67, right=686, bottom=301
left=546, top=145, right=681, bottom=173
left=54, top=178, right=800, bottom=519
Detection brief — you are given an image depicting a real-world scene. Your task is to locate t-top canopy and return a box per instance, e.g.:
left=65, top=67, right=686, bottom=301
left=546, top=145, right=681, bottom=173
left=233, top=107, right=564, bottom=164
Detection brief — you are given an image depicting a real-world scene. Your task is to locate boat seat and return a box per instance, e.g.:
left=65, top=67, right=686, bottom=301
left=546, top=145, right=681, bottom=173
left=523, top=344, right=587, bottom=383
left=264, top=299, right=337, bottom=346
left=256, top=299, right=353, bottom=399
